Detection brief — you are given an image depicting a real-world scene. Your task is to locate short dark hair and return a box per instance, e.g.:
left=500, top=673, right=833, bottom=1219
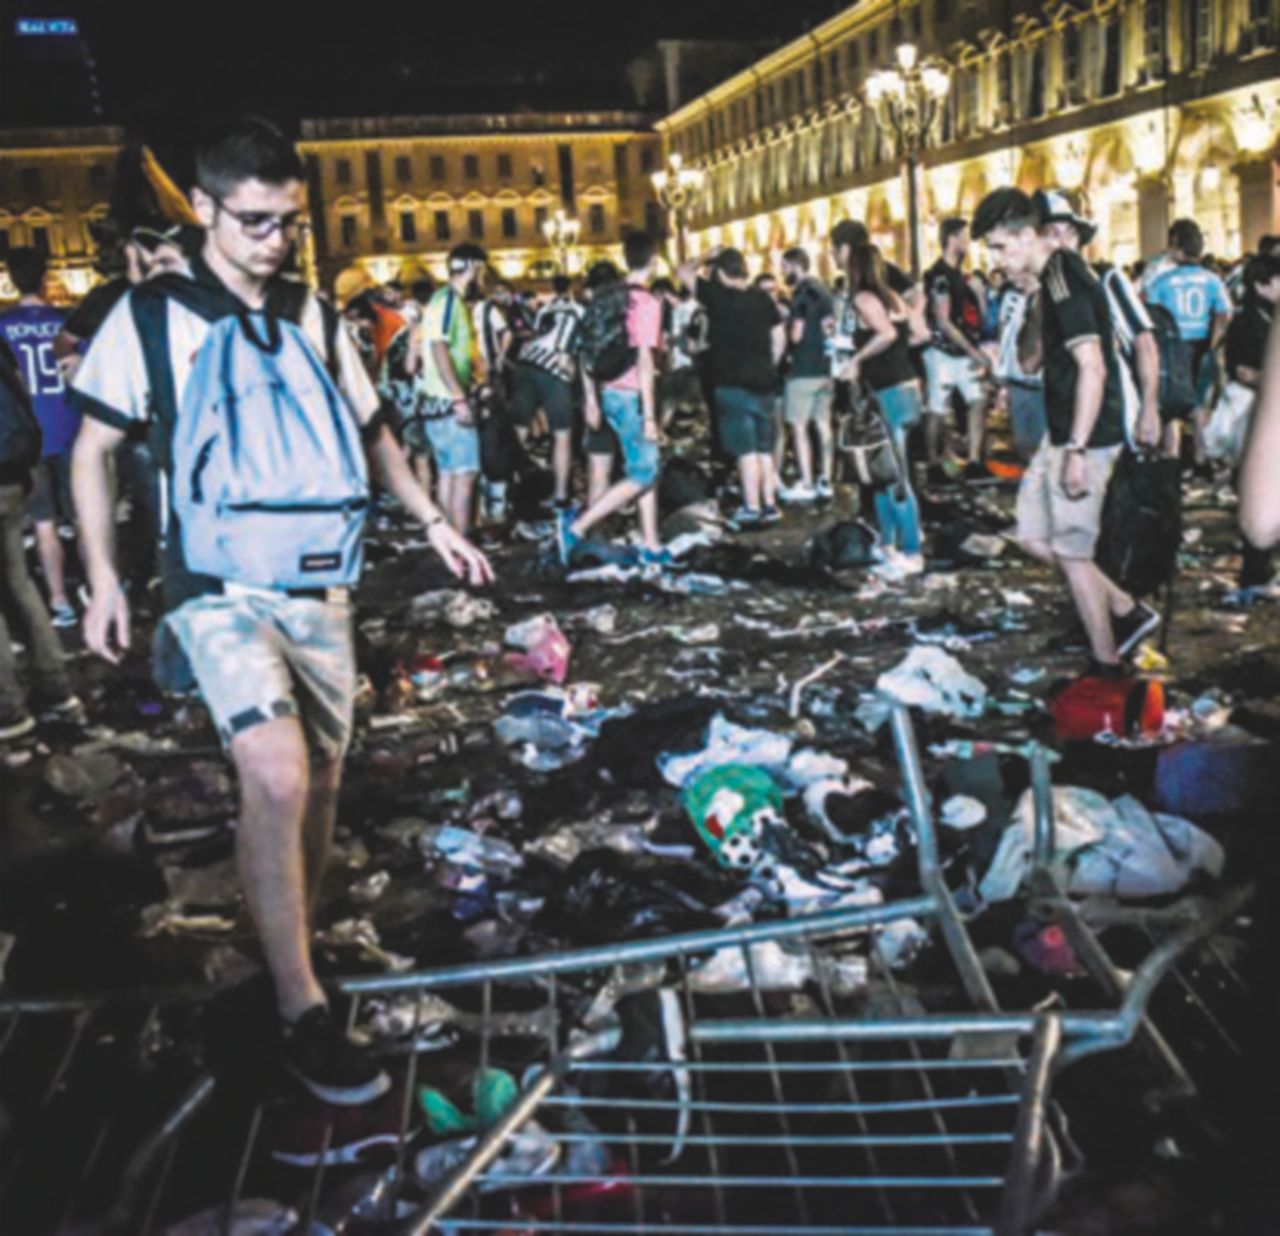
left=782, top=246, right=810, bottom=270
left=585, top=260, right=620, bottom=290
left=1168, top=218, right=1204, bottom=259
left=195, top=116, right=304, bottom=200
left=623, top=230, right=656, bottom=272
left=6, top=247, right=47, bottom=296
left=714, top=247, right=748, bottom=280
left=448, top=242, right=488, bottom=269
left=650, top=276, right=675, bottom=295
left=752, top=271, right=776, bottom=289
left=1260, top=234, right=1280, bottom=256
left=971, top=188, right=1038, bottom=240
left=411, top=277, right=435, bottom=303
left=939, top=217, right=968, bottom=249
left=831, top=219, right=869, bottom=249
left=552, top=274, right=571, bottom=295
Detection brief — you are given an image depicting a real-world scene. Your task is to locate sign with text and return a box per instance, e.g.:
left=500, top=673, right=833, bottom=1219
left=15, top=17, right=80, bottom=35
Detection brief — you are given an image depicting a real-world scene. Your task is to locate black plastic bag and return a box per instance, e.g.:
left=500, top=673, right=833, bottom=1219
left=1096, top=450, right=1181, bottom=598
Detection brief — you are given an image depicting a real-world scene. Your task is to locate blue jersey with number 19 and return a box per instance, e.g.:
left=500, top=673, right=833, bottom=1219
left=1145, top=264, right=1232, bottom=343
left=0, top=302, right=80, bottom=455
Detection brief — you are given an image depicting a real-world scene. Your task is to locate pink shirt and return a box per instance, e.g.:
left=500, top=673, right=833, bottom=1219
left=607, top=285, right=662, bottom=392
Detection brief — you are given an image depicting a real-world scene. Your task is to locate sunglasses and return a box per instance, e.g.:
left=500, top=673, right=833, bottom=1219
left=203, top=188, right=308, bottom=240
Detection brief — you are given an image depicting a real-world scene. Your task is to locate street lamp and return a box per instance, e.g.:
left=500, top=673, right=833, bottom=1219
left=651, top=151, right=705, bottom=265
left=542, top=208, right=580, bottom=274
left=865, top=43, right=952, bottom=279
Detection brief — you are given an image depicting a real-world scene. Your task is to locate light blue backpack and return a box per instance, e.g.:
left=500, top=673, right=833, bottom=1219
left=170, top=306, right=369, bottom=591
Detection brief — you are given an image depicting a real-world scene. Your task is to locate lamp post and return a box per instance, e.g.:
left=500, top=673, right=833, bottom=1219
left=542, top=208, right=580, bottom=275
left=865, top=44, right=952, bottom=280
left=650, top=151, right=705, bottom=266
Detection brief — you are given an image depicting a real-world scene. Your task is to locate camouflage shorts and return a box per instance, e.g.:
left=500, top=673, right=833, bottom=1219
left=165, top=584, right=356, bottom=760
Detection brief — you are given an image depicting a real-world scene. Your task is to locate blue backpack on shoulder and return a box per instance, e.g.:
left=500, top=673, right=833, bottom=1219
left=132, top=276, right=369, bottom=592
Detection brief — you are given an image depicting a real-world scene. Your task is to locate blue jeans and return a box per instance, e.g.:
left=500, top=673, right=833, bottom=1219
left=871, top=381, right=923, bottom=555
left=601, top=387, right=660, bottom=488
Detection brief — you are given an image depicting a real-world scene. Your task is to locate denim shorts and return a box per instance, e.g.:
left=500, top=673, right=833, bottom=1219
left=873, top=380, right=923, bottom=431
left=422, top=409, right=481, bottom=476
left=715, top=386, right=778, bottom=458
left=601, top=386, right=660, bottom=487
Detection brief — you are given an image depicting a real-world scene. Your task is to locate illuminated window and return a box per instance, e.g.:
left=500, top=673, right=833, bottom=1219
left=430, top=155, right=446, bottom=180
left=468, top=209, right=484, bottom=239
left=1250, top=0, right=1275, bottom=47
left=846, top=41, right=860, bottom=75
left=399, top=211, right=416, bottom=243
left=589, top=203, right=606, bottom=235
left=434, top=210, right=450, bottom=241
left=1028, top=46, right=1046, bottom=118
left=498, top=153, right=513, bottom=178
left=640, top=146, right=656, bottom=173
left=464, top=154, right=479, bottom=179
left=534, top=206, right=548, bottom=235
left=502, top=208, right=517, bottom=239
left=1063, top=26, right=1083, bottom=101
left=868, top=29, right=879, bottom=61
left=340, top=215, right=357, bottom=248
left=1143, top=1, right=1165, bottom=74
left=1187, top=0, right=1213, bottom=67
left=395, top=156, right=412, bottom=184
left=335, top=159, right=352, bottom=186
left=0, top=228, right=9, bottom=259
left=1101, top=17, right=1122, bottom=95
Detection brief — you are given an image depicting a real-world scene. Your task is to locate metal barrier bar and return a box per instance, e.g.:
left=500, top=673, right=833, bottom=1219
left=995, top=1014, right=1061, bottom=1236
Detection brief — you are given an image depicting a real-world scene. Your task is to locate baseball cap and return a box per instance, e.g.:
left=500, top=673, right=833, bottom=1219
left=1034, top=188, right=1097, bottom=246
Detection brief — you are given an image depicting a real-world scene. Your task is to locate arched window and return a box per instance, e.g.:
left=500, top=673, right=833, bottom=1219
left=1028, top=45, right=1046, bottom=118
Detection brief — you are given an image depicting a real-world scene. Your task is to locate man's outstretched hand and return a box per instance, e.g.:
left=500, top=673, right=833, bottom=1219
left=84, top=580, right=131, bottom=665
left=428, top=521, right=494, bottom=587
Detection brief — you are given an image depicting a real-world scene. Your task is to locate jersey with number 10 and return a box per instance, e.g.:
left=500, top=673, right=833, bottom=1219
left=1144, top=264, right=1231, bottom=343
left=0, top=302, right=80, bottom=455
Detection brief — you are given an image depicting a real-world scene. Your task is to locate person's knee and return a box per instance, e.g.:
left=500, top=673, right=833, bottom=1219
left=1019, top=536, right=1054, bottom=564
left=234, top=725, right=309, bottom=814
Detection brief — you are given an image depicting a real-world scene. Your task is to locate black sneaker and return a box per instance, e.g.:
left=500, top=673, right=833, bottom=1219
left=1112, top=601, right=1160, bottom=658
left=283, top=1005, right=391, bottom=1106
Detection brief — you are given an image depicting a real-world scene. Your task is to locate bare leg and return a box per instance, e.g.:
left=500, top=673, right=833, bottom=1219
left=230, top=717, right=324, bottom=1022
left=572, top=478, right=643, bottom=539
left=967, top=399, right=988, bottom=464
left=587, top=453, right=612, bottom=507
left=1060, top=558, right=1120, bottom=664
left=303, top=757, right=342, bottom=916
left=791, top=422, right=814, bottom=488
left=552, top=430, right=573, bottom=504
left=758, top=453, right=777, bottom=509
left=34, top=521, right=69, bottom=609
left=637, top=489, right=660, bottom=552
left=814, top=404, right=835, bottom=485
left=738, top=453, right=762, bottom=512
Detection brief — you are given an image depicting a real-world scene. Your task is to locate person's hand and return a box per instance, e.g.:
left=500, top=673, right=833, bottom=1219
left=1136, top=407, right=1162, bottom=450
left=428, top=520, right=494, bottom=587
left=84, top=578, right=131, bottom=665
left=584, top=405, right=602, bottom=432
left=1061, top=450, right=1089, bottom=501
left=643, top=416, right=659, bottom=444
left=452, top=396, right=474, bottom=427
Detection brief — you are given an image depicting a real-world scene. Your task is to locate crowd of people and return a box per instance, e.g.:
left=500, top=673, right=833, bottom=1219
left=2, top=114, right=1279, bottom=1104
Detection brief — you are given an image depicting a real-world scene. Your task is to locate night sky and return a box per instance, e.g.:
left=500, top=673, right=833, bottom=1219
left=4, top=0, right=848, bottom=134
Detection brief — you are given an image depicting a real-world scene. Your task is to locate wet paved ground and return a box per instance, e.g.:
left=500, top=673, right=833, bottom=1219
left=1, top=436, right=1277, bottom=1232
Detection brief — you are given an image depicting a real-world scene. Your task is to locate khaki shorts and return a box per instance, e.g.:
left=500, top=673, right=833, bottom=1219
left=784, top=377, right=834, bottom=427
left=1016, top=443, right=1122, bottom=561
left=165, top=584, right=356, bottom=760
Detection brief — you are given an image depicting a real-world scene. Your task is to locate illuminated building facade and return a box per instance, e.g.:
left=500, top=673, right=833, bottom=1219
left=656, top=0, right=1280, bottom=275
left=0, top=126, right=122, bottom=302
left=298, top=113, right=663, bottom=288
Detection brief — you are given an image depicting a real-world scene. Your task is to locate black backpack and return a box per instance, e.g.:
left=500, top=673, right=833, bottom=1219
left=1144, top=302, right=1196, bottom=420
left=0, top=339, right=42, bottom=482
left=1096, top=450, right=1182, bottom=598
left=575, top=284, right=636, bottom=382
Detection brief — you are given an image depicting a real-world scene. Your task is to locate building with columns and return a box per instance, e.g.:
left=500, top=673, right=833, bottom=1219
left=298, top=113, right=663, bottom=290
left=0, top=126, right=122, bottom=302
left=655, top=0, right=1280, bottom=277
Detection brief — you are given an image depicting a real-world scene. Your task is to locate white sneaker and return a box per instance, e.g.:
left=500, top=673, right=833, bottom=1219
left=815, top=478, right=835, bottom=502
left=779, top=482, right=817, bottom=505
left=895, top=553, right=925, bottom=577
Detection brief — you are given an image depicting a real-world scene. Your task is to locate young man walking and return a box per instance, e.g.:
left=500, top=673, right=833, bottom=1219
left=974, top=187, right=1157, bottom=676
left=779, top=247, right=836, bottom=504
left=1145, top=219, right=1233, bottom=470
left=71, top=118, right=492, bottom=1104
left=558, top=232, right=664, bottom=564
left=511, top=274, right=583, bottom=507
left=409, top=243, right=488, bottom=534
left=923, top=218, right=992, bottom=480
left=0, top=248, right=83, bottom=626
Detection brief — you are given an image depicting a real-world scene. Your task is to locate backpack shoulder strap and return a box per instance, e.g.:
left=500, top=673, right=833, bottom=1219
left=267, top=279, right=340, bottom=376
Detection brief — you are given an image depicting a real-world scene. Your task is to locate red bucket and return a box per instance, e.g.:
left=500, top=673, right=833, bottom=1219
left=1050, top=676, right=1165, bottom=741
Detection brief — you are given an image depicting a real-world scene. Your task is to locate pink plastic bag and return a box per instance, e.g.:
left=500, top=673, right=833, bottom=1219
left=503, top=615, right=572, bottom=686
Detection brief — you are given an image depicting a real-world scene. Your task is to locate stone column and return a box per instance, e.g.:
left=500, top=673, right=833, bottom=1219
left=1236, top=156, right=1279, bottom=251
left=1136, top=174, right=1169, bottom=258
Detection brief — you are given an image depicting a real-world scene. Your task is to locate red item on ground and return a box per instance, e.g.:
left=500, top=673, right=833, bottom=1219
left=1050, top=675, right=1165, bottom=741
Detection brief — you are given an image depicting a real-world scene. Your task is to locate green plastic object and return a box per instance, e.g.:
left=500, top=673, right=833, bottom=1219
left=419, top=1066, right=519, bottom=1135
left=682, top=764, right=785, bottom=872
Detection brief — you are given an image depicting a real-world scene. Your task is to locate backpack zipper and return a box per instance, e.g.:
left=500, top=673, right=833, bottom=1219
left=221, top=497, right=369, bottom=515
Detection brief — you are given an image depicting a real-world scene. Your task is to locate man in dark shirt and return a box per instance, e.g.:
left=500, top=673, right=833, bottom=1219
left=923, top=218, right=992, bottom=480
left=680, top=247, right=786, bottom=526
left=975, top=187, right=1156, bottom=675
left=779, top=247, right=835, bottom=504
